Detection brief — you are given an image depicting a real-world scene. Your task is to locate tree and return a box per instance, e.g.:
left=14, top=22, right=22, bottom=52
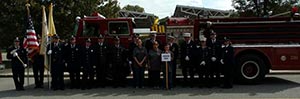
left=232, top=0, right=298, bottom=17
left=122, top=4, right=145, bottom=13
left=0, top=0, right=121, bottom=48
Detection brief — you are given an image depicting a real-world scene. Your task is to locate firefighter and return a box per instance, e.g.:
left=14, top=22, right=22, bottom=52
left=128, top=34, right=139, bottom=71
left=180, top=32, right=195, bottom=87
left=167, top=36, right=179, bottom=86
left=207, top=31, right=222, bottom=87
left=64, top=36, right=81, bottom=89
left=81, top=38, right=95, bottom=90
left=47, top=34, right=65, bottom=90
left=93, top=34, right=109, bottom=87
left=32, top=36, right=44, bottom=88
left=110, top=36, right=128, bottom=88
left=220, top=37, right=235, bottom=89
left=7, top=37, right=28, bottom=91
left=192, top=36, right=209, bottom=87
left=145, top=33, right=162, bottom=52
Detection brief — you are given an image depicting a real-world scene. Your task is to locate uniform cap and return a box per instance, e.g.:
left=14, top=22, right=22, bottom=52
left=98, top=34, right=104, bottom=39
left=183, top=33, right=191, bottom=37
left=168, top=35, right=175, bottom=39
left=53, top=34, right=59, bottom=39
left=114, top=36, right=120, bottom=41
left=14, top=37, right=20, bottom=42
left=86, top=38, right=91, bottom=42
left=70, top=35, right=75, bottom=40
left=210, top=31, right=216, bottom=35
left=199, top=36, right=207, bottom=42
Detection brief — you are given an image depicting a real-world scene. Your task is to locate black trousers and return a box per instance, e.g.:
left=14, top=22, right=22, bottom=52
left=33, top=62, right=44, bottom=87
left=82, top=67, right=95, bottom=89
left=96, top=60, right=106, bottom=86
left=171, top=61, right=177, bottom=85
left=51, top=64, right=64, bottom=90
left=12, top=66, right=24, bottom=90
left=148, top=70, right=160, bottom=87
left=69, top=65, right=81, bottom=88
left=181, top=60, right=195, bottom=82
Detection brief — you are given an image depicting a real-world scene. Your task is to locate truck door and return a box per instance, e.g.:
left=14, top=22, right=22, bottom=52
left=107, top=21, right=132, bottom=48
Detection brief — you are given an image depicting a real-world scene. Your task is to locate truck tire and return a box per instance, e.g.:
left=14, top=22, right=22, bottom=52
left=236, top=55, right=266, bottom=84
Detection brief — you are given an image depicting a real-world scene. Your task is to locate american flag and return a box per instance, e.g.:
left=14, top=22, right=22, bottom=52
left=23, top=14, right=39, bottom=58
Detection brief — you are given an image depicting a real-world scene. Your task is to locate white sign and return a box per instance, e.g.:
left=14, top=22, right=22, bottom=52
left=161, top=53, right=171, bottom=62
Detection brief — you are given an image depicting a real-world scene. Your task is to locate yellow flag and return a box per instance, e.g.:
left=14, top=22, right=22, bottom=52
left=48, top=3, right=56, bottom=36
left=41, top=5, right=49, bottom=70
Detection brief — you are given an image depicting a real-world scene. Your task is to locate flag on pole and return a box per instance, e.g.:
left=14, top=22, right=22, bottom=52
left=41, top=5, right=49, bottom=70
left=48, top=3, right=56, bottom=37
left=23, top=5, right=39, bottom=58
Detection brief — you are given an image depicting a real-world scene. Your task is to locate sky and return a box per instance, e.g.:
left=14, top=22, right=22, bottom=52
left=119, top=0, right=234, bottom=18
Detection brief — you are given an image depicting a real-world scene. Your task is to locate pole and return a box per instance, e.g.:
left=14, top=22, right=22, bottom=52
left=48, top=37, right=52, bottom=90
left=27, top=59, right=29, bottom=86
left=165, top=61, right=169, bottom=90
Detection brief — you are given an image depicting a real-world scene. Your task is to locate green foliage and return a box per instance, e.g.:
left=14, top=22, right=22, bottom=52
left=122, top=4, right=145, bottom=12
left=232, top=0, right=298, bottom=17
left=0, top=0, right=121, bottom=49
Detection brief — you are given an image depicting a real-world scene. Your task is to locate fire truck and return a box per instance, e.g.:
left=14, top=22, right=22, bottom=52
left=75, top=15, right=134, bottom=48
left=194, top=17, right=300, bottom=83
left=75, top=14, right=166, bottom=48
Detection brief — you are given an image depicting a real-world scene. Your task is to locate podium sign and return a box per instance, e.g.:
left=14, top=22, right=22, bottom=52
left=161, top=53, right=171, bottom=62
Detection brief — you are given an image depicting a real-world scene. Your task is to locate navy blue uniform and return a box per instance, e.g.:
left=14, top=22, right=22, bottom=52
left=207, top=39, right=222, bottom=86
left=221, top=45, right=235, bottom=88
left=64, top=44, right=81, bottom=89
left=47, top=42, right=65, bottom=90
left=192, top=44, right=209, bottom=87
left=110, top=45, right=129, bottom=87
left=93, top=42, right=109, bottom=87
left=7, top=46, right=27, bottom=90
left=81, top=46, right=95, bottom=89
left=180, top=40, right=196, bottom=84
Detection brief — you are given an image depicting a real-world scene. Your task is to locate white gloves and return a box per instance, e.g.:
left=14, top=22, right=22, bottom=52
left=200, top=61, right=206, bottom=66
left=185, top=56, right=190, bottom=61
left=129, top=61, right=132, bottom=65
left=211, top=57, right=216, bottom=62
left=220, top=59, right=224, bottom=64
left=47, top=50, right=52, bottom=55
left=23, top=64, right=27, bottom=68
left=13, top=52, right=18, bottom=57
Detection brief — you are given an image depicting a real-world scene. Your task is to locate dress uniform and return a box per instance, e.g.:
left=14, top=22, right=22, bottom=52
left=93, top=34, right=109, bottom=87
left=81, top=38, right=95, bottom=90
left=7, top=37, right=28, bottom=91
left=180, top=33, right=195, bottom=86
left=47, top=35, right=65, bottom=90
left=32, top=36, right=44, bottom=88
left=192, top=36, right=209, bottom=87
left=220, top=37, right=235, bottom=89
left=168, top=36, right=179, bottom=86
left=206, top=32, right=222, bottom=86
left=64, top=36, right=81, bottom=89
left=110, top=36, right=128, bottom=87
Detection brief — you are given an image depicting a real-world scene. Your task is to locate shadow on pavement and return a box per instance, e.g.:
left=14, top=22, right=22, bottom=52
left=0, top=76, right=299, bottom=98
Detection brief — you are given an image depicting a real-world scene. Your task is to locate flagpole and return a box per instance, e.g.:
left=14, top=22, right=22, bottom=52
left=25, top=2, right=30, bottom=87
left=48, top=37, right=52, bottom=90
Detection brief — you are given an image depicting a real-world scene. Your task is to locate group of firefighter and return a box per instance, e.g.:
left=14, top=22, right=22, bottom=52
left=7, top=30, right=235, bottom=91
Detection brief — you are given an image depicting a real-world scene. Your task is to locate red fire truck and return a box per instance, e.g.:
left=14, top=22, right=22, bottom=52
left=75, top=14, right=167, bottom=48
left=194, top=17, right=300, bottom=83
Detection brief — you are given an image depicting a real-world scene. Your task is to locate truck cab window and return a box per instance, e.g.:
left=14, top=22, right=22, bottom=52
left=82, top=22, right=99, bottom=37
left=108, top=22, right=129, bottom=35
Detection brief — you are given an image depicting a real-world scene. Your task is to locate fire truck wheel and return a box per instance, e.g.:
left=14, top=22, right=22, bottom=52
left=236, top=55, right=266, bottom=84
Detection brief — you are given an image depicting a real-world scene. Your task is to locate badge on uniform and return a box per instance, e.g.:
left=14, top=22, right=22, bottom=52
left=196, top=45, right=200, bottom=48
left=91, top=50, right=93, bottom=52
left=76, top=48, right=78, bottom=51
left=225, top=50, right=228, bottom=53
